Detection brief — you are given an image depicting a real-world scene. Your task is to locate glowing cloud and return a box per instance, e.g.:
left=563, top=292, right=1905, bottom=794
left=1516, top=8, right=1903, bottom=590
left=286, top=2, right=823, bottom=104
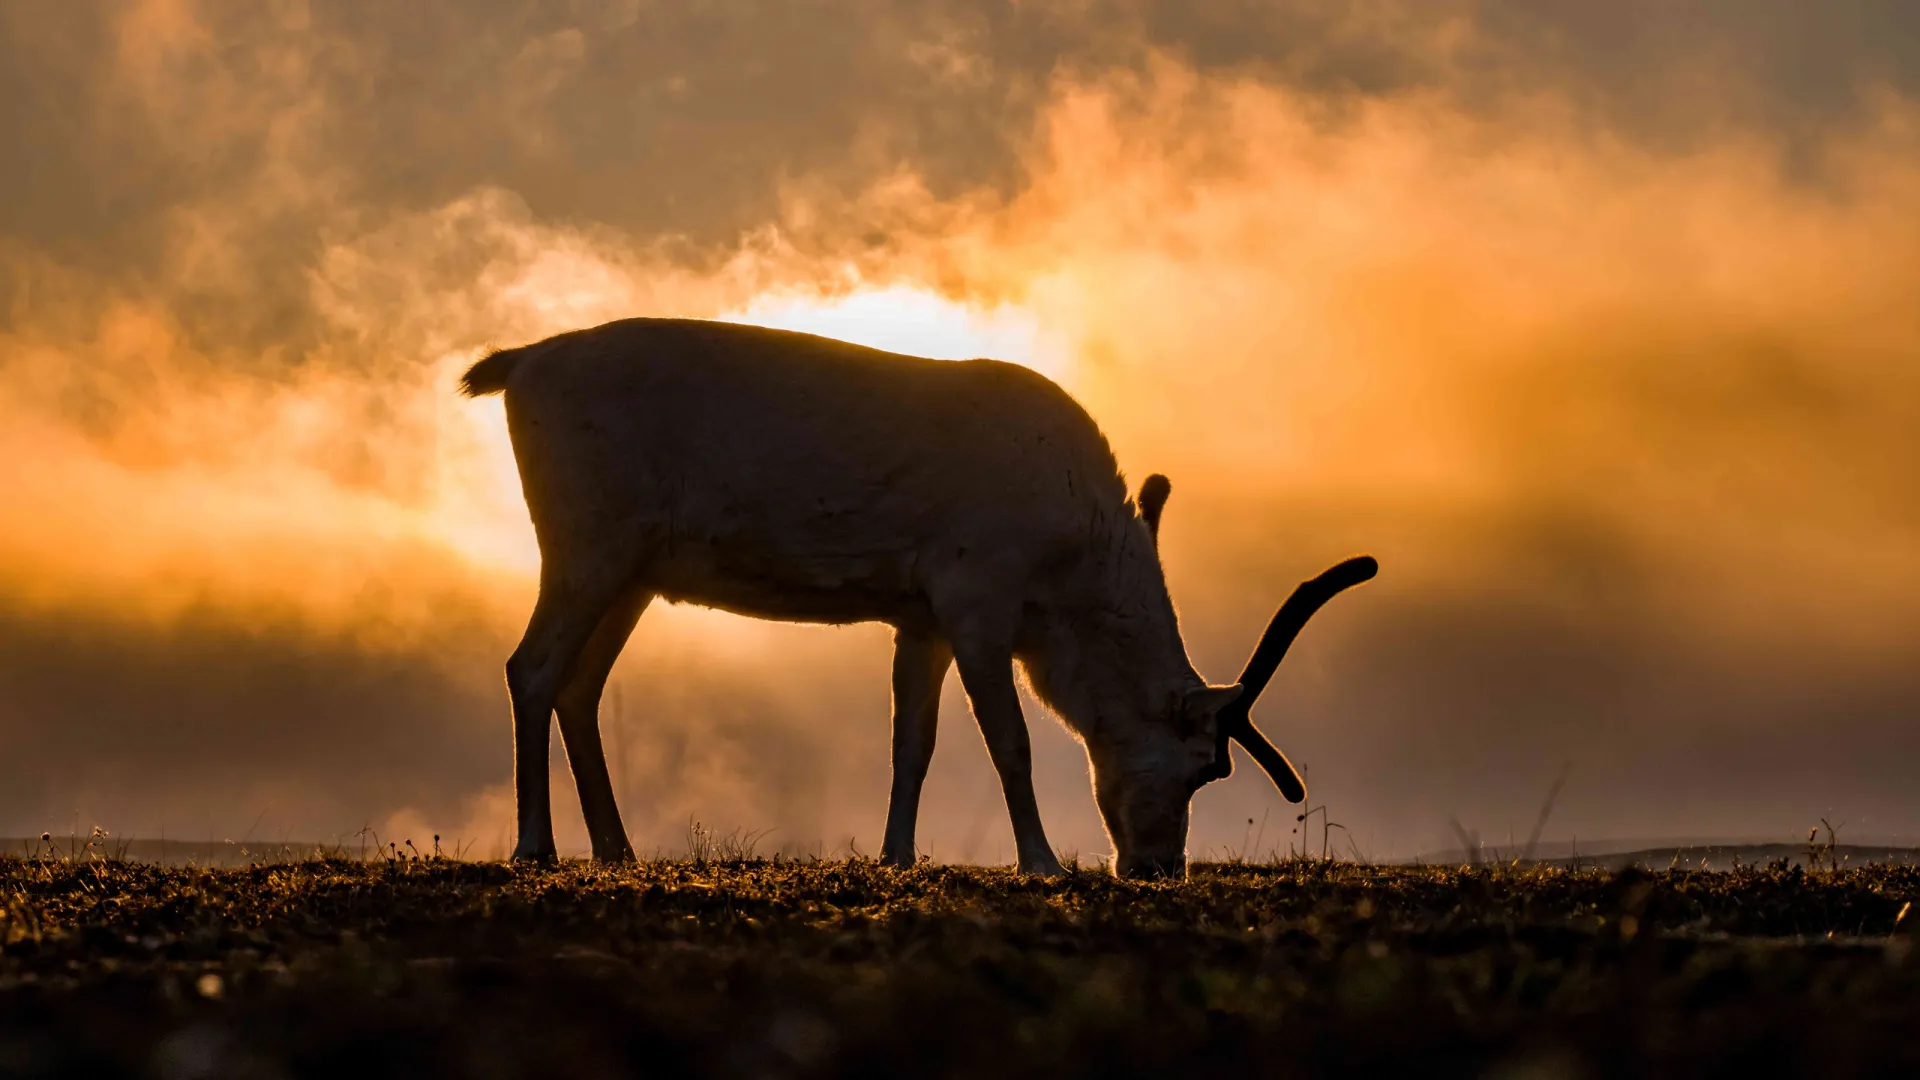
left=720, top=285, right=1072, bottom=381
left=5, top=3, right=1920, bottom=859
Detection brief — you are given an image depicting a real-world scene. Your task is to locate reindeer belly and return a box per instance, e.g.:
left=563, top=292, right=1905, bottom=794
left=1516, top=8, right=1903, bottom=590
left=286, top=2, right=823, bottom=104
left=645, top=537, right=930, bottom=626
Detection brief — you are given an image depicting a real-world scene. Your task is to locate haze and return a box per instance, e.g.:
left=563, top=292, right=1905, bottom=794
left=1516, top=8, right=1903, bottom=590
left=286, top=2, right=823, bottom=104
left=4, top=1, right=1919, bottom=861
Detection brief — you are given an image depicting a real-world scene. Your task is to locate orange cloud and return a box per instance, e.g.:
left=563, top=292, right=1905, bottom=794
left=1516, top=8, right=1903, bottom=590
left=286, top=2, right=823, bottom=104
left=4, top=5, right=1920, bottom=856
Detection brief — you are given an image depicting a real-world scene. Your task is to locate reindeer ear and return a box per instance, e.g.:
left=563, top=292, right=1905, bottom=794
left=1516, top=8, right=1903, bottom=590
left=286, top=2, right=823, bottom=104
left=1182, top=683, right=1244, bottom=722
left=1138, top=473, right=1172, bottom=541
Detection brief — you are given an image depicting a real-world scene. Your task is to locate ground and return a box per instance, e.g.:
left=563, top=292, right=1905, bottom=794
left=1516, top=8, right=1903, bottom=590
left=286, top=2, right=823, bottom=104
left=4, top=855, right=1919, bottom=1078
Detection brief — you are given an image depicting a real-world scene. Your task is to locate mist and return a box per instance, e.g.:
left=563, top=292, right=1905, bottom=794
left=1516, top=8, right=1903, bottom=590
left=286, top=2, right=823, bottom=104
left=3, top=1, right=1919, bottom=861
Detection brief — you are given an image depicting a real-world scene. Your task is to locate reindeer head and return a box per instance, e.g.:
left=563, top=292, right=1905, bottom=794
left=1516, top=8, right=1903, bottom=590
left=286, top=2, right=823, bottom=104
left=1084, top=475, right=1377, bottom=879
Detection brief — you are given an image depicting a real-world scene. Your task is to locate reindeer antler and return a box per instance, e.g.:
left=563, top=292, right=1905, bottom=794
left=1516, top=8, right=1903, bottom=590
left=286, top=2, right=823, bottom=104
left=1204, top=556, right=1378, bottom=801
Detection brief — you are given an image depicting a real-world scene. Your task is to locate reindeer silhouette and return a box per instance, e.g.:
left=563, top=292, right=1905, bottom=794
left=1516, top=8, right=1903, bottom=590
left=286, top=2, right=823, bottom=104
left=463, top=318, right=1373, bottom=876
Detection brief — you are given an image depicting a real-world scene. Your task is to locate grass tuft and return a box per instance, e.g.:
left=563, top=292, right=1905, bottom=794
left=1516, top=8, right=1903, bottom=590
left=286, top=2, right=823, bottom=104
left=4, top=857, right=1920, bottom=1076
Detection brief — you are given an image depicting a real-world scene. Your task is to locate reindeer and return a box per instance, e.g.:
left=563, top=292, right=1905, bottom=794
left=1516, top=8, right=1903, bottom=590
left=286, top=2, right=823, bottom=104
left=461, top=318, right=1375, bottom=877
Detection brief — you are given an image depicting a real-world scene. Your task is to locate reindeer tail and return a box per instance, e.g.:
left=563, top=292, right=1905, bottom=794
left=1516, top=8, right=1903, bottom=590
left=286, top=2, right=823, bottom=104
left=459, top=345, right=530, bottom=397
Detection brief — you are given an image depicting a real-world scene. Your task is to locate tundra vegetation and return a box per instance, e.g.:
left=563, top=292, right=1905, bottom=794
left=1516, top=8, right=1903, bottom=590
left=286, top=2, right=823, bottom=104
left=5, top=853, right=1920, bottom=1078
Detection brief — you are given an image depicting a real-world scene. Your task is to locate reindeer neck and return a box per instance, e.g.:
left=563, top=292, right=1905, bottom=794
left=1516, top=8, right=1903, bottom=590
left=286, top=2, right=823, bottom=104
left=1021, top=518, right=1198, bottom=738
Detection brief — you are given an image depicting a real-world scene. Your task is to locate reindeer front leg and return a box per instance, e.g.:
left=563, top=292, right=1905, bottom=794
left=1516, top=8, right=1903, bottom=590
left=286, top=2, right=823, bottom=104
left=881, top=630, right=952, bottom=867
left=949, top=632, right=1066, bottom=877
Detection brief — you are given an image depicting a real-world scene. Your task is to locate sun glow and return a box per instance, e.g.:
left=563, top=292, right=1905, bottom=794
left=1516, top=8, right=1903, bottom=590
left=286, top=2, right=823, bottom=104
left=719, top=285, right=1071, bottom=380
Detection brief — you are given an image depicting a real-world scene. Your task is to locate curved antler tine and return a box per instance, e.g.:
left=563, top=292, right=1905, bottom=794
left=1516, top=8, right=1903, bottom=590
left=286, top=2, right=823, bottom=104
left=1228, top=722, right=1307, bottom=803
left=1215, top=555, right=1378, bottom=803
left=1232, top=555, right=1377, bottom=700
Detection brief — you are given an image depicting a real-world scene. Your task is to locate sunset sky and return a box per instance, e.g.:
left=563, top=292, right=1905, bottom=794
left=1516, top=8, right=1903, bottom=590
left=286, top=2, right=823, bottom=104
left=4, top=1, right=1920, bottom=861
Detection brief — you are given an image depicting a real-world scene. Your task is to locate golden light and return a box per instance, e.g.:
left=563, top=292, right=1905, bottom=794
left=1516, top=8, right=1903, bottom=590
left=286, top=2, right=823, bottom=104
left=720, top=285, right=1070, bottom=379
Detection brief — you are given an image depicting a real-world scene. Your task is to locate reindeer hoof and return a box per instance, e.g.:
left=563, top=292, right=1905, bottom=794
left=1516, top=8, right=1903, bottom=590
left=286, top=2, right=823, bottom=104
left=510, top=839, right=558, bottom=864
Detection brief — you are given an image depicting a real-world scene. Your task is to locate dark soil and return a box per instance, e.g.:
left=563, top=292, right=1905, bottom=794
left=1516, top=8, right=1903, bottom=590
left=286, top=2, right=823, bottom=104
left=4, top=856, right=1919, bottom=1078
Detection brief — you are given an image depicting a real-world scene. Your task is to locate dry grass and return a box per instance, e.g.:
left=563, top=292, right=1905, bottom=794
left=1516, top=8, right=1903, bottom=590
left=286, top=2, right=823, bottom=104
left=4, top=855, right=1920, bottom=1077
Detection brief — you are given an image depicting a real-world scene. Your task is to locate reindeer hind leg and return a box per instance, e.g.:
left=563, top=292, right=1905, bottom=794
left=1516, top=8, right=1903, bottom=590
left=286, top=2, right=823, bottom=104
left=505, top=564, right=633, bottom=862
left=554, top=586, right=652, bottom=862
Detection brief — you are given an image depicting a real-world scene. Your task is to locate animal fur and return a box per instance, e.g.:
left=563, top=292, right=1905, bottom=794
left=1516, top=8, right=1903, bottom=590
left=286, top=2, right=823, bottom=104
left=466, top=318, right=1256, bottom=877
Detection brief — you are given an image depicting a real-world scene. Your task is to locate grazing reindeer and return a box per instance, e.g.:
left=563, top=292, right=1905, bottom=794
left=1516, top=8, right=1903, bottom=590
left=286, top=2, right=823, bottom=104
left=462, top=318, right=1374, bottom=877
